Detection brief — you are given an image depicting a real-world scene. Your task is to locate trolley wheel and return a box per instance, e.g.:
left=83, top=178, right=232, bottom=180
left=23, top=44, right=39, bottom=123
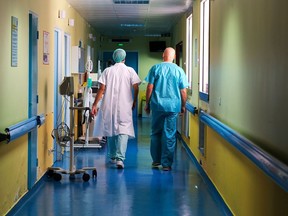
left=69, top=174, right=76, bottom=180
left=82, top=173, right=90, bottom=182
left=47, top=170, right=54, bottom=178
left=92, top=169, right=97, bottom=178
left=53, top=173, right=62, bottom=181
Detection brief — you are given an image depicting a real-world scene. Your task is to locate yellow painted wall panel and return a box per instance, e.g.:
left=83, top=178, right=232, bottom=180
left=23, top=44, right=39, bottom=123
left=0, top=137, right=28, bottom=216
left=205, top=127, right=288, bottom=216
left=187, top=113, right=203, bottom=163
left=0, top=0, right=98, bottom=214
left=186, top=111, right=288, bottom=215
left=187, top=0, right=288, bottom=214
left=37, top=113, right=54, bottom=179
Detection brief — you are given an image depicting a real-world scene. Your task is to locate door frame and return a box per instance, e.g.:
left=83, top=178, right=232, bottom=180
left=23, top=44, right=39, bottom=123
left=28, top=12, right=38, bottom=189
left=53, top=28, right=63, bottom=161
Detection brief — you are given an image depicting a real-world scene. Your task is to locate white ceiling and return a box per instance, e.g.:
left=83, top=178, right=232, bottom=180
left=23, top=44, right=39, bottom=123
left=66, top=0, right=192, bottom=37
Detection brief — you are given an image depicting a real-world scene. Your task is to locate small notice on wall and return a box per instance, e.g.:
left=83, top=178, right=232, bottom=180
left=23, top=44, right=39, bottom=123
left=43, top=31, right=49, bottom=65
left=11, top=16, right=18, bottom=67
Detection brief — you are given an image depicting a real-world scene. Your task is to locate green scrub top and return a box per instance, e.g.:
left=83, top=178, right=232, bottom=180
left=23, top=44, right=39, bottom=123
left=145, top=62, right=189, bottom=112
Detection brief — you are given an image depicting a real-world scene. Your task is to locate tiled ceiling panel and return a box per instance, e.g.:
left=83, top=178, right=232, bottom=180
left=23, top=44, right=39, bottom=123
left=66, top=0, right=192, bottom=37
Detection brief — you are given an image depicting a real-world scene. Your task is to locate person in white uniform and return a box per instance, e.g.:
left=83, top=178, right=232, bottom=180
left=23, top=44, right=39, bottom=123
left=91, top=48, right=141, bottom=169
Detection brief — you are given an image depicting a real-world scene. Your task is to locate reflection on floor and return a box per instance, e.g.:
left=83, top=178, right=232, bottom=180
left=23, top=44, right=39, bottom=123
left=8, top=118, right=228, bottom=216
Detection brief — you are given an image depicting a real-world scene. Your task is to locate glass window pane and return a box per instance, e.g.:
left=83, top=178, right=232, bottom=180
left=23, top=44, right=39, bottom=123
left=199, top=0, right=210, bottom=98
left=186, top=14, right=193, bottom=89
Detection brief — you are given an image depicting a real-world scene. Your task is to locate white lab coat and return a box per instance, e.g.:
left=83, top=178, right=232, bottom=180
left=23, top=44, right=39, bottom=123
left=93, top=63, right=141, bottom=138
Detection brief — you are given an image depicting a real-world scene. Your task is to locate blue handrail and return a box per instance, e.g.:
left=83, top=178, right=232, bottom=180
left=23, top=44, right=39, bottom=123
left=199, top=110, right=288, bottom=192
left=0, top=114, right=45, bottom=143
left=185, top=102, right=198, bottom=115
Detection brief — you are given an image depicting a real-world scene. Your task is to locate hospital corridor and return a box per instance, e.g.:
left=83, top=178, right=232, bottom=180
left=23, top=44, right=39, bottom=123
left=1, top=0, right=288, bottom=216
left=7, top=118, right=228, bottom=216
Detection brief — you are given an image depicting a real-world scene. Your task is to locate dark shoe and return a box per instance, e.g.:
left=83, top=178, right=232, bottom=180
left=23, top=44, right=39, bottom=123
left=162, top=166, right=172, bottom=171
left=116, top=160, right=124, bottom=169
left=152, top=162, right=161, bottom=168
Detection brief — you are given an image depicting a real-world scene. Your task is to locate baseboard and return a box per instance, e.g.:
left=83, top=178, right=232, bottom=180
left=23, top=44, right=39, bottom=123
left=177, top=132, right=233, bottom=216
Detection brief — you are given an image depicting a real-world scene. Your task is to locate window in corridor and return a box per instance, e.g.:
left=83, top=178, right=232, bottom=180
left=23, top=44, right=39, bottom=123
left=199, top=0, right=210, bottom=102
left=186, top=14, right=193, bottom=90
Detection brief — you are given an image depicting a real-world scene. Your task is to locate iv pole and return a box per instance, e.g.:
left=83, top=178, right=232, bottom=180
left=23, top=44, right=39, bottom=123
left=47, top=72, right=97, bottom=181
left=75, top=58, right=101, bottom=148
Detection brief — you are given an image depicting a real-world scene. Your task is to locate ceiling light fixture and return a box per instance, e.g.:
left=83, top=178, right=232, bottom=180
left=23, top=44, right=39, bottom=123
left=113, top=0, right=149, bottom=4
left=144, top=34, right=161, bottom=37
left=120, top=24, right=144, bottom=27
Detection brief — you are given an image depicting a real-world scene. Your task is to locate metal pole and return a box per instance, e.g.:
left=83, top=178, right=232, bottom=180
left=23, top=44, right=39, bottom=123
left=69, top=94, right=75, bottom=174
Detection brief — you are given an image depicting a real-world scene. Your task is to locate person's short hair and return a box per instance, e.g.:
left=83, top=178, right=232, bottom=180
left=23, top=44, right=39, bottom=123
left=113, top=48, right=126, bottom=63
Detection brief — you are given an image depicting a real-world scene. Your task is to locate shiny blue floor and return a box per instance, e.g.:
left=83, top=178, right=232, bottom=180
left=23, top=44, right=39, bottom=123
left=9, top=118, right=228, bottom=216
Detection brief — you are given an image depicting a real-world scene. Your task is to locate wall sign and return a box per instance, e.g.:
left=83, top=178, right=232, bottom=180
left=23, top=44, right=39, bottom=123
left=43, top=31, right=49, bottom=65
left=11, top=16, right=18, bottom=67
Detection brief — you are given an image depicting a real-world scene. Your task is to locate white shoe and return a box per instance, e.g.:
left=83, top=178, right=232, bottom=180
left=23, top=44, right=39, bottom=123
left=116, top=160, right=124, bottom=169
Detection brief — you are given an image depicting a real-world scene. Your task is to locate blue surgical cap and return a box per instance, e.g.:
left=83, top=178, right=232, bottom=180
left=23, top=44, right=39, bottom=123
left=113, top=48, right=126, bottom=63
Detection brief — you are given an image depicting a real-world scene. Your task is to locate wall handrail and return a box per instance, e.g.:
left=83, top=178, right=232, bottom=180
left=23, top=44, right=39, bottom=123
left=0, top=114, right=45, bottom=143
left=199, top=110, right=288, bottom=192
left=185, top=102, right=198, bottom=115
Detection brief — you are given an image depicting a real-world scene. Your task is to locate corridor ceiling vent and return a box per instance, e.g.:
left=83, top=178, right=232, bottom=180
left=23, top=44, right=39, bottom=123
left=113, top=0, right=149, bottom=4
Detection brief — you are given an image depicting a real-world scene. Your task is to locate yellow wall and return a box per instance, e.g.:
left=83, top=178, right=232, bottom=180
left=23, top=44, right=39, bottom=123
left=37, top=113, right=54, bottom=178
left=186, top=113, right=288, bottom=215
left=0, top=1, right=98, bottom=215
left=183, top=0, right=288, bottom=215
left=1, top=0, right=287, bottom=215
left=208, top=0, right=288, bottom=164
left=0, top=136, right=27, bottom=215
left=202, top=126, right=288, bottom=215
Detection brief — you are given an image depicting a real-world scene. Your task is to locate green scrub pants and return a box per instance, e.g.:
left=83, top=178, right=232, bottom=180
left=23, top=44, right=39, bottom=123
left=150, top=111, right=178, bottom=167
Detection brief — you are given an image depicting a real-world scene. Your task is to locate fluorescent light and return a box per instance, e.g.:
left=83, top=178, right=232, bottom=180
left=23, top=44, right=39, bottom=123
left=120, top=24, right=144, bottom=27
left=144, top=34, right=161, bottom=37
left=113, top=0, right=149, bottom=4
